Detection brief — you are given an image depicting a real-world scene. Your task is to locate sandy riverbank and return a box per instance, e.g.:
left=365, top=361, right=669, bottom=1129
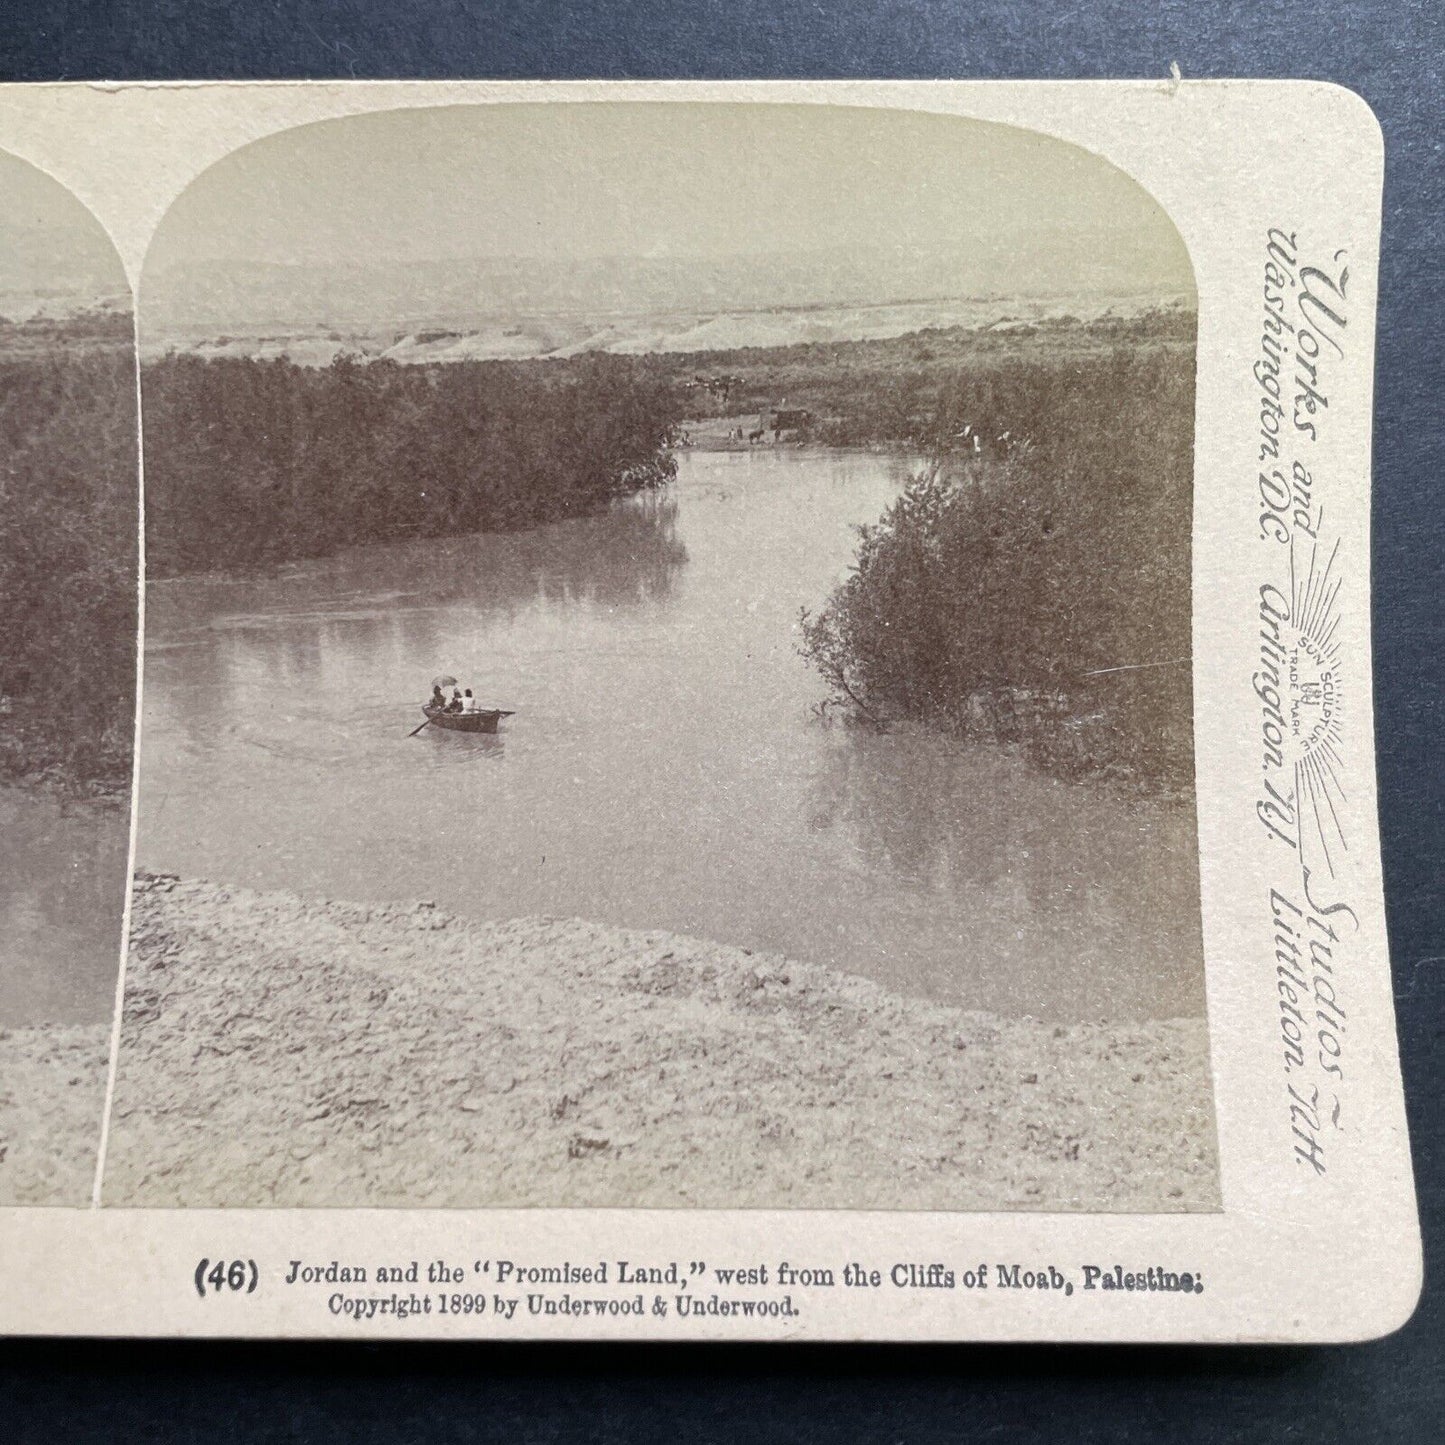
left=102, top=875, right=1219, bottom=1211
left=0, top=1023, right=108, bottom=1205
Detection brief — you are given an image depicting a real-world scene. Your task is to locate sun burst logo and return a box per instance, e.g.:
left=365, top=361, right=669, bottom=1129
left=1287, top=534, right=1346, bottom=877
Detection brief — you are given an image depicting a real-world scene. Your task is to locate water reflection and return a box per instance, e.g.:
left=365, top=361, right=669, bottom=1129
left=420, top=729, right=506, bottom=768
left=0, top=789, right=129, bottom=1026
left=146, top=493, right=687, bottom=757
left=804, top=728, right=1205, bottom=1017
left=149, top=489, right=686, bottom=626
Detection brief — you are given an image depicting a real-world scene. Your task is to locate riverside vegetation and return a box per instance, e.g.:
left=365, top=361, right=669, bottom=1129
left=0, top=312, right=137, bottom=794
left=641, top=300, right=1196, bottom=799
left=3, top=309, right=1193, bottom=792
left=647, top=303, right=1193, bottom=450
left=141, top=352, right=683, bottom=577
left=794, top=311, right=1197, bottom=794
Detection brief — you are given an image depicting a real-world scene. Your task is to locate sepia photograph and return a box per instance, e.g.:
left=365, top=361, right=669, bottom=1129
left=0, top=150, right=137, bottom=1205
left=99, top=101, right=1219, bottom=1212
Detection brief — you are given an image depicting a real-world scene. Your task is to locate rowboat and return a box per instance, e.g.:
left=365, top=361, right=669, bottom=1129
left=422, top=703, right=513, bottom=735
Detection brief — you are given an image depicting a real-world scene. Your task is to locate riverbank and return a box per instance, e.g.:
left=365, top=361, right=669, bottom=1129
left=0, top=1023, right=108, bottom=1205
left=104, top=875, right=1219, bottom=1211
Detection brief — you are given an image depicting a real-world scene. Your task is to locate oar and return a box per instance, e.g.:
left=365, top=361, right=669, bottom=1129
left=407, top=709, right=438, bottom=738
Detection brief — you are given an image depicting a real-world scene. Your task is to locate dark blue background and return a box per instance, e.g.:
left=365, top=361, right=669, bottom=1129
left=2, top=3, right=1440, bottom=1439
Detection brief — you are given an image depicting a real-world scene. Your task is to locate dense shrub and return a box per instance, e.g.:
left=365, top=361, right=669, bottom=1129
left=800, top=338, right=1196, bottom=793
left=142, top=352, right=684, bottom=577
left=0, top=344, right=138, bottom=793
left=646, top=306, right=1196, bottom=446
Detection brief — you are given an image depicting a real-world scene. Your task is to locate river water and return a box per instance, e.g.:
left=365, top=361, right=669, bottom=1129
left=137, top=448, right=1205, bottom=1022
left=0, top=788, right=130, bottom=1026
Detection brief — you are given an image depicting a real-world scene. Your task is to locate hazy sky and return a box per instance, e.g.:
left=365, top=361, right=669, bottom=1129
left=0, top=150, right=127, bottom=299
left=146, top=103, right=1193, bottom=307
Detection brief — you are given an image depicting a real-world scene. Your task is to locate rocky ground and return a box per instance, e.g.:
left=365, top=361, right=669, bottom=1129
left=0, top=1023, right=108, bottom=1205
left=101, top=874, right=1220, bottom=1212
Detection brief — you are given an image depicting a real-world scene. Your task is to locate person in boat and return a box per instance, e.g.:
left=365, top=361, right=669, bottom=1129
left=461, top=689, right=480, bottom=713
left=431, top=684, right=447, bottom=711
left=446, top=688, right=464, bottom=714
